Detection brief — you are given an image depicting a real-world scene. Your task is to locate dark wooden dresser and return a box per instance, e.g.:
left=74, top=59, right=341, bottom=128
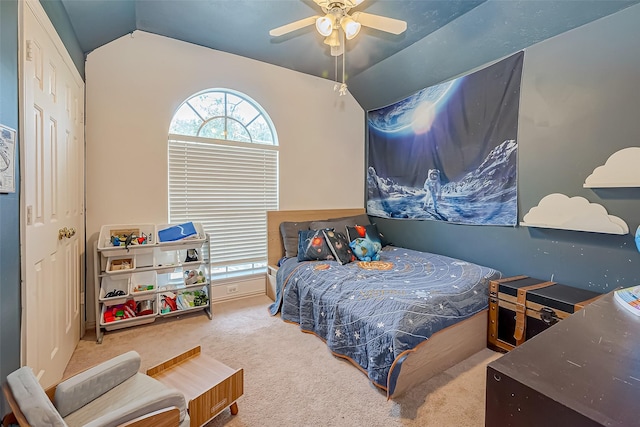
left=485, top=291, right=640, bottom=427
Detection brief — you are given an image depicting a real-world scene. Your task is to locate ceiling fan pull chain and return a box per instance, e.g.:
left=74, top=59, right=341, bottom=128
left=339, top=28, right=348, bottom=96
left=334, top=54, right=339, bottom=92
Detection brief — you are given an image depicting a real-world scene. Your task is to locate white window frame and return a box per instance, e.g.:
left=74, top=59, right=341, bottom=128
left=168, top=89, right=278, bottom=279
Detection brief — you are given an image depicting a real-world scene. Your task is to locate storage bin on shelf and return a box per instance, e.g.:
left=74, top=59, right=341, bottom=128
left=158, top=286, right=209, bottom=316
left=178, top=247, right=202, bottom=267
left=105, top=255, right=136, bottom=274
left=156, top=222, right=206, bottom=248
left=154, top=247, right=179, bottom=272
left=129, top=270, right=157, bottom=299
left=183, top=269, right=207, bottom=286
left=100, top=298, right=157, bottom=331
left=99, top=276, right=130, bottom=306
left=98, top=224, right=156, bottom=256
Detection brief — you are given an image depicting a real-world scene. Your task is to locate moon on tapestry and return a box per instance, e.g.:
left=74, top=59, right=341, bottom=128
left=366, top=51, right=524, bottom=226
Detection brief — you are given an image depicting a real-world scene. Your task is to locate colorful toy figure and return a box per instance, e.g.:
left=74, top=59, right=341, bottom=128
left=349, top=237, right=381, bottom=262
left=111, top=232, right=148, bottom=248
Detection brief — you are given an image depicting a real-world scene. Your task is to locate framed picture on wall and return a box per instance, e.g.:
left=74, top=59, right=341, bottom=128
left=0, top=124, right=16, bottom=194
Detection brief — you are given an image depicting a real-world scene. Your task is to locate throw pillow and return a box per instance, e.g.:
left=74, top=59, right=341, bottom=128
left=297, top=229, right=335, bottom=262
left=309, top=214, right=371, bottom=235
left=346, top=223, right=383, bottom=246
left=280, top=221, right=312, bottom=258
left=322, top=230, right=355, bottom=265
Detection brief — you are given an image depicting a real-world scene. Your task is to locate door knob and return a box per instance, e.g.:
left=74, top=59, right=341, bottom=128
left=58, top=227, right=76, bottom=240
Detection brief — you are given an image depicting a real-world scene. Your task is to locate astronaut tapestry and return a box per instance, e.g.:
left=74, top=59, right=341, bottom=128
left=366, top=51, right=523, bottom=226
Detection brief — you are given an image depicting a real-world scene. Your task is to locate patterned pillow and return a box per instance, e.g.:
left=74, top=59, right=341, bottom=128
left=297, top=229, right=335, bottom=262
left=322, top=230, right=355, bottom=265
left=346, top=223, right=383, bottom=246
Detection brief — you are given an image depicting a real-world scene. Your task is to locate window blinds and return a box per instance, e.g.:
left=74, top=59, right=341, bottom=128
left=168, top=136, right=278, bottom=268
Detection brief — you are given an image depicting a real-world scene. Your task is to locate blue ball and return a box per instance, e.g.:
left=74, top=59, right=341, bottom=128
left=635, top=226, right=640, bottom=252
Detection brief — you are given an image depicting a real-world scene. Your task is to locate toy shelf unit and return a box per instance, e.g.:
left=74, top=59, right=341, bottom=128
left=94, top=222, right=212, bottom=343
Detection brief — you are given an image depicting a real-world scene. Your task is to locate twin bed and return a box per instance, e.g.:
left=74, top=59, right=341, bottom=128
left=267, top=208, right=501, bottom=399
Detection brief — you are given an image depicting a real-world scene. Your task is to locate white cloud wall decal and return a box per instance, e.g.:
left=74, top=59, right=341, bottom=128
left=521, top=193, right=628, bottom=235
left=584, top=147, right=640, bottom=188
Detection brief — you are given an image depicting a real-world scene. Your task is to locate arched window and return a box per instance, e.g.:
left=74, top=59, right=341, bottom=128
left=169, top=89, right=278, bottom=278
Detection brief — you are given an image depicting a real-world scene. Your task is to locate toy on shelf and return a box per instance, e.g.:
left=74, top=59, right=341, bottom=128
left=109, top=228, right=150, bottom=250
left=103, top=299, right=138, bottom=323
left=108, top=257, right=134, bottom=272
left=160, top=292, right=178, bottom=314
left=132, top=284, right=154, bottom=293
left=185, top=249, right=199, bottom=262
left=160, top=289, right=208, bottom=314
left=136, top=300, right=155, bottom=316
left=184, top=270, right=206, bottom=286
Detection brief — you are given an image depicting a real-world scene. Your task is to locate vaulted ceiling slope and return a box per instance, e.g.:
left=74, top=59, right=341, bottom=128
left=56, top=0, right=639, bottom=108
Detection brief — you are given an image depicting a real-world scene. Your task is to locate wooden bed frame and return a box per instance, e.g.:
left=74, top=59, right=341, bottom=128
left=266, top=208, right=489, bottom=399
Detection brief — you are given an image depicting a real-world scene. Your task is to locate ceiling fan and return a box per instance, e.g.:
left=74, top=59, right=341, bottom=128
left=269, top=0, right=407, bottom=57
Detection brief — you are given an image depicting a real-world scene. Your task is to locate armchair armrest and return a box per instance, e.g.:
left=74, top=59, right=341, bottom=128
left=55, top=351, right=141, bottom=417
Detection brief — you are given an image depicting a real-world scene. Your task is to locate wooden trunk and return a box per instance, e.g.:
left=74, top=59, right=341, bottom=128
left=488, top=276, right=601, bottom=352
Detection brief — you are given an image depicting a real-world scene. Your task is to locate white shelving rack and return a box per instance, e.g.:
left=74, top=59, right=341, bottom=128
left=93, top=223, right=212, bottom=343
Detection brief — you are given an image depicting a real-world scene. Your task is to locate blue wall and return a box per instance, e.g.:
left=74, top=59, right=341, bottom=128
left=363, top=5, right=640, bottom=293
left=0, top=0, right=21, bottom=417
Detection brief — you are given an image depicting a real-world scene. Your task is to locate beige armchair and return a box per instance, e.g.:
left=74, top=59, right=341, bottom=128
left=2, top=351, right=189, bottom=427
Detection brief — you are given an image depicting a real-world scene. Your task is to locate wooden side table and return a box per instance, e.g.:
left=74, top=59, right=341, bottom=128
left=147, top=346, right=243, bottom=426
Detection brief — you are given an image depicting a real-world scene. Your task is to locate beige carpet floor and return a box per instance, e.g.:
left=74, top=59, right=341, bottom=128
left=66, top=295, right=502, bottom=427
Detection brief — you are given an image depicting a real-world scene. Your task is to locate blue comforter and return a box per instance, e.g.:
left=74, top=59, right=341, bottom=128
left=269, top=246, right=501, bottom=396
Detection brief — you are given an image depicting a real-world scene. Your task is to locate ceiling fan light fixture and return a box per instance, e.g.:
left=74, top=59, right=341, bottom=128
left=316, top=15, right=334, bottom=37
left=323, top=29, right=341, bottom=47
left=341, top=16, right=361, bottom=40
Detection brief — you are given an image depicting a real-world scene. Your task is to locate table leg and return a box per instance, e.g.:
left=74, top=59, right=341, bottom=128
left=230, top=402, right=239, bottom=415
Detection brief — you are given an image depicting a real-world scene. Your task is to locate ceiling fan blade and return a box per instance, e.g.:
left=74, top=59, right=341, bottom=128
left=345, top=0, right=366, bottom=8
left=269, top=16, right=319, bottom=37
left=352, top=12, right=407, bottom=35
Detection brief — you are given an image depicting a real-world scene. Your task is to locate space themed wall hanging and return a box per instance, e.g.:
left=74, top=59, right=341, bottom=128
left=366, top=51, right=524, bottom=226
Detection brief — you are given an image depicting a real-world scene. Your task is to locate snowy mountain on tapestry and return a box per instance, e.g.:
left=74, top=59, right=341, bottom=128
left=367, top=51, right=523, bottom=226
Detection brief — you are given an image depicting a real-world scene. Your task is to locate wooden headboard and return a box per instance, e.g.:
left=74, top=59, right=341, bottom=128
left=267, top=208, right=365, bottom=267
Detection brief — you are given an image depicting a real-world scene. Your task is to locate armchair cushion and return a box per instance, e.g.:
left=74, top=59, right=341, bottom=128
left=6, top=367, right=67, bottom=427
left=81, top=388, right=186, bottom=427
left=55, top=350, right=141, bottom=417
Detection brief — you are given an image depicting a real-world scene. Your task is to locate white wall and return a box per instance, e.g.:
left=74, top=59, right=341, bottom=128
left=85, top=31, right=365, bottom=322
